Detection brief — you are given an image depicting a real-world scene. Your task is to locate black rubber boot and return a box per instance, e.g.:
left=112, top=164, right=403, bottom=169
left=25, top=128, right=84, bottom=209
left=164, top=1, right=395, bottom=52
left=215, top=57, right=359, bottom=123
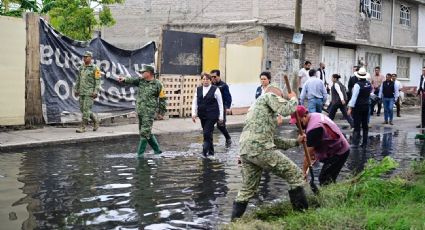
left=351, top=131, right=361, bottom=147
left=288, top=186, right=309, bottom=211
left=361, top=130, right=368, bottom=148
left=231, top=201, right=248, bottom=221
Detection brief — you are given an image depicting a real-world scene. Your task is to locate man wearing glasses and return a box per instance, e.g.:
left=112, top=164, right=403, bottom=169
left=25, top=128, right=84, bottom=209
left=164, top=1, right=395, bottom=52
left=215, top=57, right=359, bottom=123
left=211, top=69, right=233, bottom=147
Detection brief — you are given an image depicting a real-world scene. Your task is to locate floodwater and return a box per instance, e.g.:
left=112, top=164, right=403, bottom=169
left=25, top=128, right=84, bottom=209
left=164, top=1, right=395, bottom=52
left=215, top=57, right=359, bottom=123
left=0, top=126, right=424, bottom=229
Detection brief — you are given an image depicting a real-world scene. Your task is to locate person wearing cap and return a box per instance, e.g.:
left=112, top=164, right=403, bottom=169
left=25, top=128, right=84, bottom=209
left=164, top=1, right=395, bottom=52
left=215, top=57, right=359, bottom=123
left=211, top=69, right=233, bottom=148
left=299, top=69, right=328, bottom=113
left=74, top=51, right=101, bottom=133
left=328, top=74, right=353, bottom=128
left=231, top=86, right=308, bottom=221
left=347, top=67, right=373, bottom=147
left=292, top=105, right=350, bottom=186
left=117, top=64, right=167, bottom=157
left=192, top=73, right=224, bottom=158
left=378, top=73, right=399, bottom=125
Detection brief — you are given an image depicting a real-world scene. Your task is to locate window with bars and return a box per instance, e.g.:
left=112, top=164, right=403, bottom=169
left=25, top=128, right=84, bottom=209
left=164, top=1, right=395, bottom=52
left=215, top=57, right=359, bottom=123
left=397, top=56, right=410, bottom=79
left=360, top=0, right=381, bottom=19
left=370, top=0, right=382, bottom=20
left=400, top=4, right=410, bottom=26
left=366, top=52, right=382, bottom=74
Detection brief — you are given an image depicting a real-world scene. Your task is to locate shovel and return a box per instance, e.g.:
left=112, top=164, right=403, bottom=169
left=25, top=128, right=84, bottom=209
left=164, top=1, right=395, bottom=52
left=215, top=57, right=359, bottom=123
left=284, top=75, right=319, bottom=195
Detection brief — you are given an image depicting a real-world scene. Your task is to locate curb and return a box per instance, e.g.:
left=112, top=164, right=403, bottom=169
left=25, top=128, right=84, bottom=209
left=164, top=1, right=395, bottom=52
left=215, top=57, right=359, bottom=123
left=0, top=123, right=245, bottom=152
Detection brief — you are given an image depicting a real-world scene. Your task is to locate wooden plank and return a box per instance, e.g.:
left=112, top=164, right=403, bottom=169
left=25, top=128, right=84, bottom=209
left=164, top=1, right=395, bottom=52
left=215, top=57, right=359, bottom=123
left=25, top=13, right=43, bottom=126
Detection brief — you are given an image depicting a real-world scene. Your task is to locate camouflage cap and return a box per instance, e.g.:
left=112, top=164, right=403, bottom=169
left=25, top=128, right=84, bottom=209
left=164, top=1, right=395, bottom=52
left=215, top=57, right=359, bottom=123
left=138, top=64, right=155, bottom=73
left=83, top=51, right=93, bottom=57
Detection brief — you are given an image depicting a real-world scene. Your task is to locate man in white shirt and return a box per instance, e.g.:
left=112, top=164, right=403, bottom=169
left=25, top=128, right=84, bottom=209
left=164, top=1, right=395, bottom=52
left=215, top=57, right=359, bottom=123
left=192, top=73, right=224, bottom=157
left=298, top=61, right=312, bottom=93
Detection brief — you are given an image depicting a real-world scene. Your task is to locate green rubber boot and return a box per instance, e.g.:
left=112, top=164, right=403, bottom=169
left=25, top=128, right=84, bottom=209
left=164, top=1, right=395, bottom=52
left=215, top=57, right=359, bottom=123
left=137, top=138, right=148, bottom=158
left=148, top=134, right=162, bottom=154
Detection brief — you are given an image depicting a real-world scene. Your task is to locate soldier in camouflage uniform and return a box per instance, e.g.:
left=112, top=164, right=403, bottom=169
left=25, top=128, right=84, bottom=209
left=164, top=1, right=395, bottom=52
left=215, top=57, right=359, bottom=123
left=118, top=65, right=167, bottom=157
left=231, top=86, right=309, bottom=221
left=74, top=51, right=101, bottom=133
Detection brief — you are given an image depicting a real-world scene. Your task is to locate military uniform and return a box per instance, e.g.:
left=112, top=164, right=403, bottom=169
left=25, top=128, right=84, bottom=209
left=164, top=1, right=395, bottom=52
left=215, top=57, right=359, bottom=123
left=75, top=51, right=101, bottom=133
left=123, top=65, right=167, bottom=156
left=231, top=92, right=308, bottom=220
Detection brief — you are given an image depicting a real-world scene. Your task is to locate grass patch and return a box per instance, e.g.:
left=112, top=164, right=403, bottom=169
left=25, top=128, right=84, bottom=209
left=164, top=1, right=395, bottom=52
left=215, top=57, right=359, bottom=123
left=225, top=157, right=425, bottom=230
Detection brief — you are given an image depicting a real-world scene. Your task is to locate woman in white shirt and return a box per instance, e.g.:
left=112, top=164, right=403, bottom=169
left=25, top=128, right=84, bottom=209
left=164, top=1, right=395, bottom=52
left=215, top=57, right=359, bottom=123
left=192, top=73, right=224, bottom=158
left=255, top=71, right=271, bottom=99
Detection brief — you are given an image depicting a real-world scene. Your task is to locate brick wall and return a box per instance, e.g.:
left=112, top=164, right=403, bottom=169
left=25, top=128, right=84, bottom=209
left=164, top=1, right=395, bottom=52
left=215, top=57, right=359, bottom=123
left=265, top=27, right=322, bottom=87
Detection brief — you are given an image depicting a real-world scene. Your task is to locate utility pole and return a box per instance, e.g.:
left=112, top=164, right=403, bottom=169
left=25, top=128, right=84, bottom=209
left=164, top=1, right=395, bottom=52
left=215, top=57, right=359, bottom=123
left=292, top=0, right=303, bottom=91
left=295, top=0, right=302, bottom=35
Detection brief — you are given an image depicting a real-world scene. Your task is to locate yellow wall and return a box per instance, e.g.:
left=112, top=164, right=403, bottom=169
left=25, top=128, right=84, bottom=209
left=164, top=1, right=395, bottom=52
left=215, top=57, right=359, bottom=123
left=202, top=37, right=220, bottom=73
left=0, top=16, right=26, bottom=125
left=225, top=44, right=263, bottom=84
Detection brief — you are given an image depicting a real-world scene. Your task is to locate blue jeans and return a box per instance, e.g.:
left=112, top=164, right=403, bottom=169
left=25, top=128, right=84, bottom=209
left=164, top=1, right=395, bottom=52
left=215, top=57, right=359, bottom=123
left=308, top=98, right=324, bottom=113
left=383, top=97, right=395, bottom=122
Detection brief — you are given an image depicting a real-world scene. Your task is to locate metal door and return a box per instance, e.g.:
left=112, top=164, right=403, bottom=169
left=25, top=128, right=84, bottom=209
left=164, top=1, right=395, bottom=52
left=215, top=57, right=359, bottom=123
left=321, top=46, right=355, bottom=86
left=338, top=48, right=356, bottom=86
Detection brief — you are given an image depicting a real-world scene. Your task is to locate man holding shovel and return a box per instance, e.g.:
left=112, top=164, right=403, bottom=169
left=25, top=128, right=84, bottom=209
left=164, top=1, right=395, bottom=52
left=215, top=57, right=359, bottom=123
left=292, top=105, right=350, bottom=186
left=231, top=86, right=308, bottom=221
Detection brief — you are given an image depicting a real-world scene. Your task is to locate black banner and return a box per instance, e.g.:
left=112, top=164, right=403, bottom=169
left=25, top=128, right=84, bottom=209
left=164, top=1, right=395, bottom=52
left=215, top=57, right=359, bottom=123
left=39, top=18, right=156, bottom=124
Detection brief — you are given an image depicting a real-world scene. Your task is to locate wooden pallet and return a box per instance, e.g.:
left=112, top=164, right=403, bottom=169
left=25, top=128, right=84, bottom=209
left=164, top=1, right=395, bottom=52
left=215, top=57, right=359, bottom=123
left=159, top=75, right=201, bottom=118
left=181, top=75, right=201, bottom=117
left=160, top=75, right=182, bottom=117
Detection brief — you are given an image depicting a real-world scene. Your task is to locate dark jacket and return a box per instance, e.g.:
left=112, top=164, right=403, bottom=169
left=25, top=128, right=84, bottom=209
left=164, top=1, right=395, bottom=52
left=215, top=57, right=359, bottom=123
left=355, top=80, right=372, bottom=106
left=418, top=75, right=425, bottom=95
left=255, top=86, right=262, bottom=99
left=331, top=81, right=348, bottom=105
left=213, top=80, right=232, bottom=109
left=197, top=86, right=220, bottom=120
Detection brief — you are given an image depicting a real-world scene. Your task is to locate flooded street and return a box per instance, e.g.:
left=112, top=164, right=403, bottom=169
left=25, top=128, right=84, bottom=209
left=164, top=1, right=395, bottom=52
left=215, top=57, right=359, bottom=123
left=1, top=125, right=424, bottom=229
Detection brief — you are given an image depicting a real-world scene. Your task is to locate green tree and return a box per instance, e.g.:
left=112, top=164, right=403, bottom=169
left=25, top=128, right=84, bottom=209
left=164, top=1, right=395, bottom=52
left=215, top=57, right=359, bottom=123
left=1, top=0, right=124, bottom=41
left=49, top=0, right=124, bottom=40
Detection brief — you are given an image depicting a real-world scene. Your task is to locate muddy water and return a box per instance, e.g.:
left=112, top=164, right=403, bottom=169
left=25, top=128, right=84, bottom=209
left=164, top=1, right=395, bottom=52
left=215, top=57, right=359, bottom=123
left=0, top=126, right=424, bottom=229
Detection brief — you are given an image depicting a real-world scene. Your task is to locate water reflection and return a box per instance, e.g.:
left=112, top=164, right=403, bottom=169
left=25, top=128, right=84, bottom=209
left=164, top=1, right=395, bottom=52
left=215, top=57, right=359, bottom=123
left=381, top=132, right=393, bottom=157
left=1, top=128, right=424, bottom=229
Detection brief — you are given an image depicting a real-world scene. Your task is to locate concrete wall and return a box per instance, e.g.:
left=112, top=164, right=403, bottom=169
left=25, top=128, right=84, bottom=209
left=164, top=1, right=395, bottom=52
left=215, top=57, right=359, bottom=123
left=357, top=45, right=424, bottom=87
left=103, top=0, right=423, bottom=52
left=393, top=0, right=418, bottom=46
left=334, top=0, right=419, bottom=47
left=0, top=16, right=26, bottom=126
left=103, top=0, right=336, bottom=49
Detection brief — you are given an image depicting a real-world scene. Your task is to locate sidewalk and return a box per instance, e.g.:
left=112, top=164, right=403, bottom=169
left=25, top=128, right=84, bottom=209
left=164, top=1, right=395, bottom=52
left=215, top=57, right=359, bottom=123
left=0, top=108, right=421, bottom=151
left=0, top=115, right=247, bottom=151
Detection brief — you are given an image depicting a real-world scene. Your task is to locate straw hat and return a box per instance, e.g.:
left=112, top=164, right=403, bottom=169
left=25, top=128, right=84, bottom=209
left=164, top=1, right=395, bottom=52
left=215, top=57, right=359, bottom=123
left=354, top=67, right=371, bottom=79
